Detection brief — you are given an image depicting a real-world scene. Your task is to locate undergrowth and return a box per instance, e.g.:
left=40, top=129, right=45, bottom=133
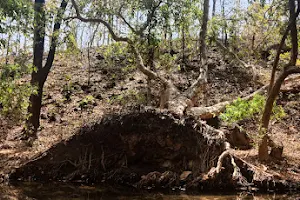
left=220, top=94, right=285, bottom=124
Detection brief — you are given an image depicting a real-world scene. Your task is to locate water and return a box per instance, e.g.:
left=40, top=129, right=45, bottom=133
left=0, top=182, right=299, bottom=200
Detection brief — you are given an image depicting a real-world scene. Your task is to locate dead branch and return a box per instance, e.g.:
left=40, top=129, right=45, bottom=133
left=214, top=39, right=250, bottom=69
left=185, top=61, right=208, bottom=99
left=214, top=39, right=258, bottom=81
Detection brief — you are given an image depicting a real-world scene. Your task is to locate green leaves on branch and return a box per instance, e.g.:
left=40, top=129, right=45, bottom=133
left=0, top=0, right=32, bottom=20
left=0, top=64, right=37, bottom=122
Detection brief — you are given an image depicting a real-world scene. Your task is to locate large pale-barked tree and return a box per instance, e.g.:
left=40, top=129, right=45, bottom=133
left=68, top=0, right=300, bottom=163
left=68, top=0, right=213, bottom=118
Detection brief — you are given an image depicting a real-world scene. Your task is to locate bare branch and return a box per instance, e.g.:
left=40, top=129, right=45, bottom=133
left=70, top=0, right=130, bottom=43
left=117, top=5, right=138, bottom=35
left=214, top=39, right=249, bottom=68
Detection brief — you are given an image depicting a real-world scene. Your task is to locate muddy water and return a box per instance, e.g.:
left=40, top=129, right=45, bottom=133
left=0, top=182, right=299, bottom=200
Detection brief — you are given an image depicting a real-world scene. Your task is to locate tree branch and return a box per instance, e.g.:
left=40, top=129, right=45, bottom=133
left=187, top=85, right=268, bottom=119
left=135, top=0, right=163, bottom=36
left=262, top=66, right=300, bottom=130
left=70, top=0, right=169, bottom=87
left=70, top=0, right=130, bottom=43
left=117, top=5, right=139, bottom=35
left=42, top=0, right=68, bottom=81
left=268, top=0, right=300, bottom=93
left=214, top=39, right=249, bottom=68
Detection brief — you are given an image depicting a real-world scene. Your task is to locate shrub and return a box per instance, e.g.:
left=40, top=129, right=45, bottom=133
left=220, top=94, right=285, bottom=123
left=0, top=64, right=36, bottom=122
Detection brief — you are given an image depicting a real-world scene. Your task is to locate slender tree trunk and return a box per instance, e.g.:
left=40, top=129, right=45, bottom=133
left=27, top=0, right=68, bottom=136
left=87, top=24, right=99, bottom=86
left=16, top=30, right=21, bottom=55
left=268, top=0, right=300, bottom=94
left=24, top=36, right=27, bottom=52
left=146, top=32, right=155, bottom=105
left=80, top=27, right=84, bottom=49
left=27, top=0, right=46, bottom=134
left=5, top=34, right=12, bottom=65
left=209, top=0, right=217, bottom=46
left=221, top=0, right=227, bottom=46
left=212, top=0, right=217, bottom=17
left=259, top=0, right=299, bottom=161
left=182, top=25, right=186, bottom=65
left=289, top=0, right=298, bottom=66
left=199, top=0, right=209, bottom=61
left=251, top=33, right=255, bottom=52
left=192, top=0, right=209, bottom=105
left=169, top=30, right=173, bottom=50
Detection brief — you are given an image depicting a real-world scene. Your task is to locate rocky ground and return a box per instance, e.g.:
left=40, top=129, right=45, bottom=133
left=0, top=46, right=300, bottom=191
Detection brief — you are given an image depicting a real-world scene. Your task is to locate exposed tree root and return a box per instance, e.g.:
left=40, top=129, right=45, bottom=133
left=8, top=108, right=299, bottom=192
left=10, top=109, right=224, bottom=185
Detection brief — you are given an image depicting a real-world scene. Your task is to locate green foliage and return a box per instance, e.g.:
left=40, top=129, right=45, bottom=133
left=208, top=16, right=223, bottom=38
left=65, top=32, right=79, bottom=54
left=220, top=94, right=285, bottom=123
left=0, top=0, right=32, bottom=20
left=0, top=0, right=33, bottom=36
left=0, top=64, right=36, bottom=122
left=272, top=102, right=286, bottom=121
left=158, top=53, right=177, bottom=71
left=100, top=42, right=137, bottom=74
left=279, top=52, right=291, bottom=65
left=62, top=74, right=73, bottom=101
left=102, top=42, right=127, bottom=59
left=79, top=95, right=95, bottom=109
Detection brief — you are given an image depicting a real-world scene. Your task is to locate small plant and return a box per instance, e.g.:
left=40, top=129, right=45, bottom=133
left=121, top=64, right=136, bottom=72
left=220, top=94, right=285, bottom=123
left=62, top=74, right=73, bottom=101
left=79, top=95, right=95, bottom=109
left=158, top=53, right=176, bottom=71
left=107, top=90, right=147, bottom=105
left=279, top=52, right=291, bottom=66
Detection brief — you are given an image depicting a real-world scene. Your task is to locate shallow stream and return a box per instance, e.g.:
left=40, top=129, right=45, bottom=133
left=0, top=182, right=299, bottom=200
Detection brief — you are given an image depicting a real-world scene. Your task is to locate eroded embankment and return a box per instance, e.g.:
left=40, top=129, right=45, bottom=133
left=10, top=109, right=224, bottom=186
left=9, top=109, right=300, bottom=192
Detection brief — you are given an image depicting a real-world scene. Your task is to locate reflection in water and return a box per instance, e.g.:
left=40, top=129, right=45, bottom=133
left=0, top=182, right=299, bottom=200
